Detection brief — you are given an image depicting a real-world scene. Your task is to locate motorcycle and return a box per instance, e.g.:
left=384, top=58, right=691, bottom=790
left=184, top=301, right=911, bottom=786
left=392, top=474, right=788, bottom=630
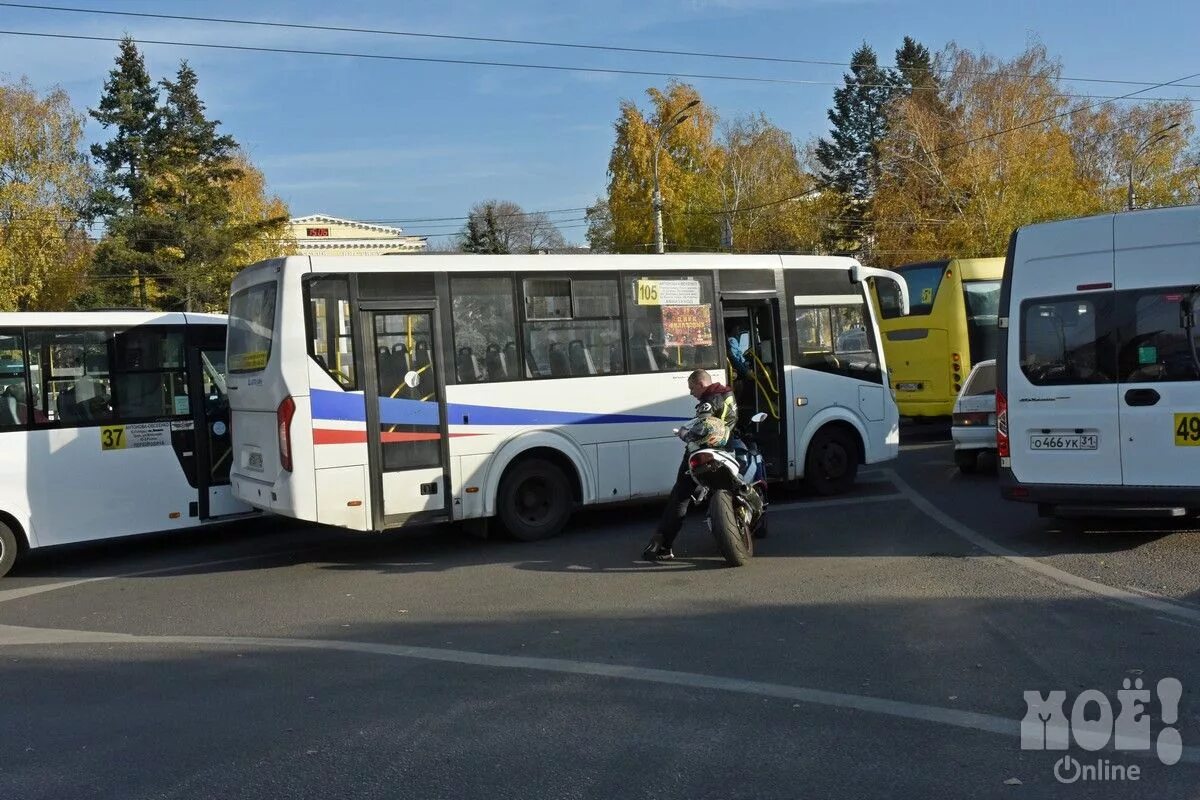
left=674, top=411, right=769, bottom=567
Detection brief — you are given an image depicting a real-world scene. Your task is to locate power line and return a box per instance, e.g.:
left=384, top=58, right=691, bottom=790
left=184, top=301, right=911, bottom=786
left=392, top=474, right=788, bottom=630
left=0, top=29, right=882, bottom=89
left=0, top=28, right=1193, bottom=104
left=5, top=2, right=1200, bottom=91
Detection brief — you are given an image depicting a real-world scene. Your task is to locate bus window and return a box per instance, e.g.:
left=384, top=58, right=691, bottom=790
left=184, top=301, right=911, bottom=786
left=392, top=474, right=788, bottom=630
left=963, top=280, right=1002, bottom=363
left=794, top=303, right=882, bottom=384
left=0, top=331, right=28, bottom=428
left=624, top=274, right=718, bottom=373
left=112, top=328, right=188, bottom=419
left=450, top=276, right=519, bottom=383
left=29, top=329, right=115, bottom=424
left=306, top=276, right=357, bottom=390
left=884, top=262, right=948, bottom=318
left=229, top=282, right=278, bottom=374
left=523, top=277, right=623, bottom=378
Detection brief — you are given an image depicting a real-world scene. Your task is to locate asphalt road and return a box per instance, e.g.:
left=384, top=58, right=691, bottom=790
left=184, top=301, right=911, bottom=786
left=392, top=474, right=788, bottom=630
left=3, top=429, right=1199, bottom=798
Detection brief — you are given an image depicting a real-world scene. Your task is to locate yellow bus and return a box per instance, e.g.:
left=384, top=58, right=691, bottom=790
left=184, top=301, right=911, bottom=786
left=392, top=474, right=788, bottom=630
left=873, top=257, right=1004, bottom=419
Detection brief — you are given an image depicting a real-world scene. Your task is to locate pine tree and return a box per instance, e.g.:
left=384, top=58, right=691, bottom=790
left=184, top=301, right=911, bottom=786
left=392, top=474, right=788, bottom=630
left=147, top=61, right=244, bottom=311
left=88, top=36, right=160, bottom=307
left=814, top=44, right=892, bottom=255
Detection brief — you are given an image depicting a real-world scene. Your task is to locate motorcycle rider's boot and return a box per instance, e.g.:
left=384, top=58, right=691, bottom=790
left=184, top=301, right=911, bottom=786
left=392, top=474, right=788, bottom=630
left=642, top=534, right=675, bottom=562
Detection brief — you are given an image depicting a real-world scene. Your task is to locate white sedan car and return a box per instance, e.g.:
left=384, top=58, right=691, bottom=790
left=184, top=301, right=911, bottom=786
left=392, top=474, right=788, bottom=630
left=951, top=359, right=996, bottom=473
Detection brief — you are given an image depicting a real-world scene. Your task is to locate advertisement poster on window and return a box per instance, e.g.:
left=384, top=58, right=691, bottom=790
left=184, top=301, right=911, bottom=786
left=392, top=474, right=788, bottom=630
left=661, top=305, right=713, bottom=347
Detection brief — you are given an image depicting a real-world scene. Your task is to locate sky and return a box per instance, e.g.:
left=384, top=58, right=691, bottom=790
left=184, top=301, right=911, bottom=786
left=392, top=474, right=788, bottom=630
left=1, top=0, right=1198, bottom=246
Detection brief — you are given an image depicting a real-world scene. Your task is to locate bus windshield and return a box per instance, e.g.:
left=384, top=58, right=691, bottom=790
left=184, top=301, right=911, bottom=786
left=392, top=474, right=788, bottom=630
left=228, top=282, right=278, bottom=373
left=964, top=280, right=1001, bottom=362
left=879, top=262, right=947, bottom=318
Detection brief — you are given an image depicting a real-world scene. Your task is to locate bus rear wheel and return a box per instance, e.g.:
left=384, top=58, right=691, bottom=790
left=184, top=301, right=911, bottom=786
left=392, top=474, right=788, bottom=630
left=497, top=458, right=573, bottom=542
left=804, top=427, right=858, bottom=496
left=0, top=520, right=20, bottom=578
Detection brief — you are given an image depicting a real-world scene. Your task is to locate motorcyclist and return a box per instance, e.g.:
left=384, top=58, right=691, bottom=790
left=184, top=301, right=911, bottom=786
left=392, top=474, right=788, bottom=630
left=642, top=368, right=738, bottom=562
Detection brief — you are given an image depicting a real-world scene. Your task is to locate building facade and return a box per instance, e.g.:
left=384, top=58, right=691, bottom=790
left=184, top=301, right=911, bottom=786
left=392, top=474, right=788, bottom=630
left=289, top=214, right=427, bottom=256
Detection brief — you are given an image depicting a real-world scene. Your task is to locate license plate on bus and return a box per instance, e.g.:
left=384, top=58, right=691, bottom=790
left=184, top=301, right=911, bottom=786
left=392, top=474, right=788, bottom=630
left=247, top=450, right=264, bottom=471
left=1029, top=433, right=1098, bottom=451
left=896, top=382, right=922, bottom=392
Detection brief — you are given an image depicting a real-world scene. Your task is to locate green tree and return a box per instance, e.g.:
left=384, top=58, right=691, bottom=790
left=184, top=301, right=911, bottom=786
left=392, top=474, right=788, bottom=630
left=0, top=78, right=94, bottom=311
left=460, top=203, right=508, bottom=253
left=88, top=35, right=159, bottom=307
left=814, top=44, right=892, bottom=255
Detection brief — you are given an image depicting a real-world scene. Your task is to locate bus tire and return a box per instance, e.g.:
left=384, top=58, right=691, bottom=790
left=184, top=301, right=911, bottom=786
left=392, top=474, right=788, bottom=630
left=803, top=427, right=858, bottom=496
left=0, top=519, right=20, bottom=579
left=497, top=458, right=573, bottom=542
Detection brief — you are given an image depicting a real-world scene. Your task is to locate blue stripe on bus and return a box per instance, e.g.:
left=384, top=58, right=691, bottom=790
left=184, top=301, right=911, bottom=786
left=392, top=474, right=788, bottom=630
left=310, top=389, right=688, bottom=427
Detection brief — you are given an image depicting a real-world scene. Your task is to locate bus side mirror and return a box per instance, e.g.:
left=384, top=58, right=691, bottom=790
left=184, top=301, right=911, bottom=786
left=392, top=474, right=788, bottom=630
left=852, top=264, right=909, bottom=316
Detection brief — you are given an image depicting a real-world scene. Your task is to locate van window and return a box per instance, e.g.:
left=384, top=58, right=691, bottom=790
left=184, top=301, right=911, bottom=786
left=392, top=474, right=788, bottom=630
left=1117, top=288, right=1200, bottom=383
left=229, top=282, right=278, bottom=374
left=1020, top=295, right=1117, bottom=385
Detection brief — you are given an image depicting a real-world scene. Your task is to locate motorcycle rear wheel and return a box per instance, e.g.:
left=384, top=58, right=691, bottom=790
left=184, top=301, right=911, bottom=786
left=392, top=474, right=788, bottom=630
left=709, top=489, right=751, bottom=566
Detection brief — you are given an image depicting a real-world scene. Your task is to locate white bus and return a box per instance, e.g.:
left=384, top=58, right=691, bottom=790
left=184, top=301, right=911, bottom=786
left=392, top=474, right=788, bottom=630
left=998, top=205, right=1200, bottom=517
left=0, top=312, right=254, bottom=576
left=227, top=255, right=909, bottom=540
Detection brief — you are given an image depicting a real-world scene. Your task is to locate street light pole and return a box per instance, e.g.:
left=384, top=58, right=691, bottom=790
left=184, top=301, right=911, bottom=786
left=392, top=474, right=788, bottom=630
left=1127, top=121, right=1181, bottom=211
left=652, top=99, right=700, bottom=254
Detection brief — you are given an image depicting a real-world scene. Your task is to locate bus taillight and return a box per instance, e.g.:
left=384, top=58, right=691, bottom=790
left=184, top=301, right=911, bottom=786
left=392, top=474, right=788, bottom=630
left=278, top=396, right=296, bottom=472
left=996, top=389, right=1009, bottom=458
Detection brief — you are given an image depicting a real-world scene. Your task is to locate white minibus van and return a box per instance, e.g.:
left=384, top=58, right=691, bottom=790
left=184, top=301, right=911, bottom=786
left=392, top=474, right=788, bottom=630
left=998, top=205, right=1200, bottom=518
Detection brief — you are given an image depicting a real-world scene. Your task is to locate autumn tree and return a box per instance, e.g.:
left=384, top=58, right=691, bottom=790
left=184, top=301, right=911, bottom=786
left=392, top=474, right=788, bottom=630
left=870, top=43, right=1099, bottom=265
left=0, top=78, right=94, bottom=311
left=1070, top=101, right=1198, bottom=212
left=583, top=197, right=614, bottom=253
left=717, top=113, right=819, bottom=253
left=600, top=81, right=723, bottom=253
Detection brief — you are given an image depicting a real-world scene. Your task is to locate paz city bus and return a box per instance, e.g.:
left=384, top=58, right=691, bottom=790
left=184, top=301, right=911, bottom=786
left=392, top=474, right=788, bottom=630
left=226, top=255, right=909, bottom=540
left=0, top=312, right=254, bottom=577
left=998, top=206, right=1200, bottom=518
left=874, top=257, right=1005, bottom=419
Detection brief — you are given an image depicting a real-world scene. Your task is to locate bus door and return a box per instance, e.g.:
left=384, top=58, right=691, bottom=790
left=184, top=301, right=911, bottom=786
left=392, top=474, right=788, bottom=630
left=721, top=298, right=787, bottom=479
left=185, top=324, right=245, bottom=519
left=358, top=304, right=449, bottom=528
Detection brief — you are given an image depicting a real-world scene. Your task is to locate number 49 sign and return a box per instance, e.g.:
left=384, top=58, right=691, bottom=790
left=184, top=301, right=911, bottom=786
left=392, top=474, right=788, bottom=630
left=1175, top=413, right=1200, bottom=446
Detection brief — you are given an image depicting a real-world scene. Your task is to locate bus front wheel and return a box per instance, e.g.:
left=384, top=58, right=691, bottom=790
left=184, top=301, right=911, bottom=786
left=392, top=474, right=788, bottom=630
left=0, top=520, right=20, bottom=578
left=497, top=458, right=573, bottom=542
left=804, top=427, right=859, bottom=496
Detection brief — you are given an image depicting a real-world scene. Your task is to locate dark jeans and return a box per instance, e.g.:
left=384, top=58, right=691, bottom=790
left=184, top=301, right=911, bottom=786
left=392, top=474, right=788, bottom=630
left=656, top=457, right=694, bottom=547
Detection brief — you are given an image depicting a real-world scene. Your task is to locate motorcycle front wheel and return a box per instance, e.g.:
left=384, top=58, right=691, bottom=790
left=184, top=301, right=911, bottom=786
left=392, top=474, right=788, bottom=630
left=709, top=489, right=751, bottom=566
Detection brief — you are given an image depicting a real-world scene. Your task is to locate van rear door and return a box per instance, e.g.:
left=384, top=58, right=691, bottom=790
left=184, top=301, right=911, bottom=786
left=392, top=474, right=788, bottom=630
left=1006, top=216, right=1122, bottom=487
left=1114, top=210, right=1200, bottom=490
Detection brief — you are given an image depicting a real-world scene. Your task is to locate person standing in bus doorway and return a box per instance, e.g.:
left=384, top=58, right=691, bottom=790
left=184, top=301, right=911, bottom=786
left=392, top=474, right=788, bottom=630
left=643, top=369, right=738, bottom=562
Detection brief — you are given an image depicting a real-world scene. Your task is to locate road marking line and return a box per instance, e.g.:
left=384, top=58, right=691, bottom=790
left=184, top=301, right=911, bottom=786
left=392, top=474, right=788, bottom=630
left=884, top=468, right=1200, bottom=625
left=0, top=545, right=329, bottom=606
left=0, top=622, right=1192, bottom=764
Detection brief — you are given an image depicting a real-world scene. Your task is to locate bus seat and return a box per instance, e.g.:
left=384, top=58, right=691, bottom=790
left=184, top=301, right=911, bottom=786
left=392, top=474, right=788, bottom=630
left=568, top=340, right=591, bottom=375
left=457, top=347, right=478, bottom=384
left=0, top=389, right=19, bottom=427
left=548, top=343, right=569, bottom=377
left=484, top=343, right=504, bottom=381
